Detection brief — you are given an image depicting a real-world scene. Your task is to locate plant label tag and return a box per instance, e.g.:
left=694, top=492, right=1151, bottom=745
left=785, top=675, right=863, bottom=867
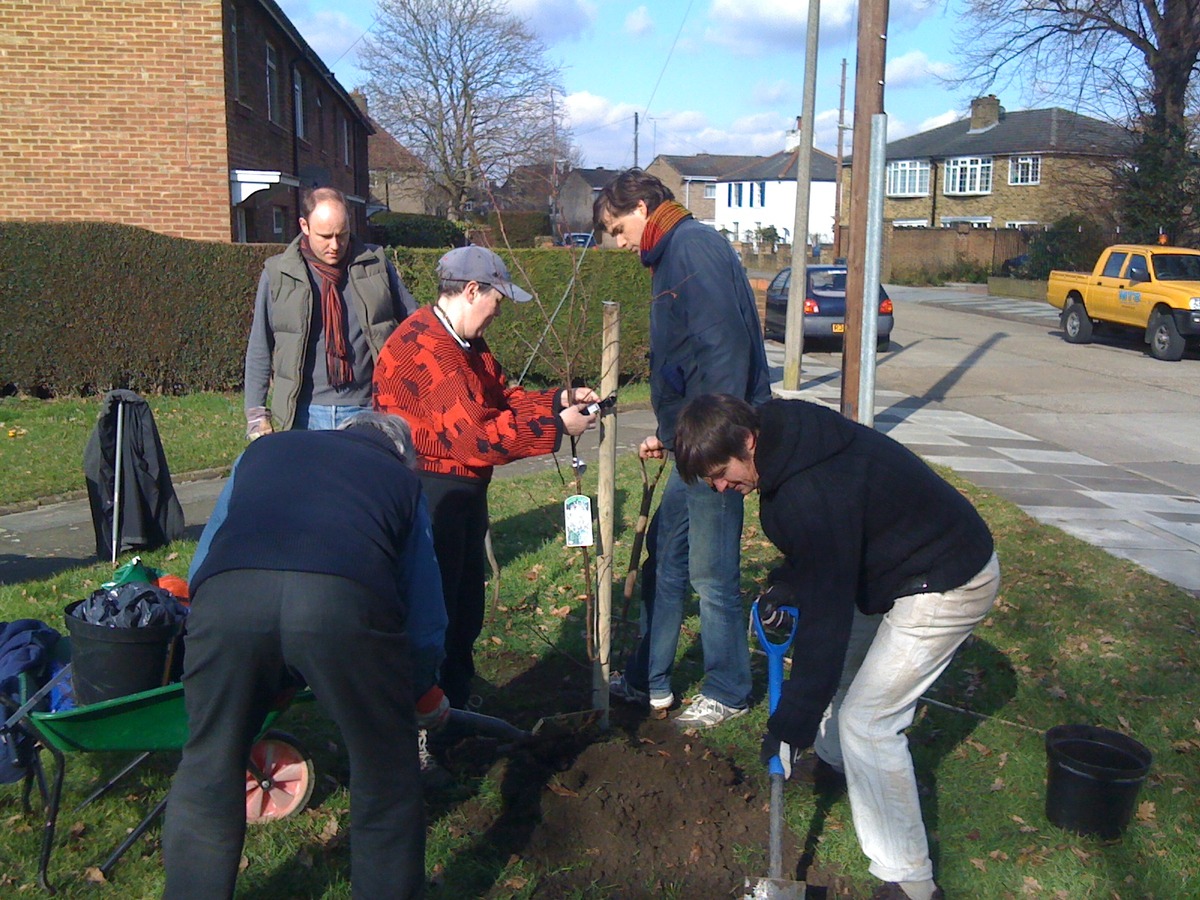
left=564, top=495, right=594, bottom=547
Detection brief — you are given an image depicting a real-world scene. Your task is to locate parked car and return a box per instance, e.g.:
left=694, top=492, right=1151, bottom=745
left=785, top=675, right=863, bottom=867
left=1046, top=244, right=1200, bottom=361
left=558, top=232, right=596, bottom=248
left=764, top=265, right=894, bottom=351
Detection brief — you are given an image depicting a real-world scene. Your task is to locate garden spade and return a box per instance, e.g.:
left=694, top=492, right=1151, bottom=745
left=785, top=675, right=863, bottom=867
left=745, top=599, right=806, bottom=900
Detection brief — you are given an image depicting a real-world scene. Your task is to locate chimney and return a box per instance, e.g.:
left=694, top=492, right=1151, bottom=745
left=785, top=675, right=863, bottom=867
left=969, top=95, right=1002, bottom=132
left=784, top=116, right=802, bottom=152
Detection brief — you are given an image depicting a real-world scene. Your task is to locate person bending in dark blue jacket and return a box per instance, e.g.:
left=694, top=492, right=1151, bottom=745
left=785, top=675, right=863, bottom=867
left=595, top=169, right=771, bottom=728
left=162, top=412, right=447, bottom=900
left=674, top=394, right=999, bottom=900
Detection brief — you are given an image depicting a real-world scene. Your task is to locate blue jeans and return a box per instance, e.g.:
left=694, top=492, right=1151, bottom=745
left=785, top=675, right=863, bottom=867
left=627, top=468, right=751, bottom=708
left=294, top=403, right=371, bottom=430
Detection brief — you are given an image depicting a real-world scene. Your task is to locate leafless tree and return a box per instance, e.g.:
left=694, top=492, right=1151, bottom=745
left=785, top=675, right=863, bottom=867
left=954, top=1, right=1200, bottom=129
left=360, top=0, right=570, bottom=219
left=953, top=0, right=1200, bottom=235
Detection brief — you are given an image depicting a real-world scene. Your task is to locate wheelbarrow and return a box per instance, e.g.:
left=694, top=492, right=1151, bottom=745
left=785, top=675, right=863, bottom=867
left=0, top=638, right=315, bottom=894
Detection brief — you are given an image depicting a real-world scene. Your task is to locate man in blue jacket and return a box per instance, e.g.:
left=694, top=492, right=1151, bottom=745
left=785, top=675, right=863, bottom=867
left=673, top=394, right=999, bottom=900
left=162, top=412, right=447, bottom=900
left=594, top=169, right=771, bottom=727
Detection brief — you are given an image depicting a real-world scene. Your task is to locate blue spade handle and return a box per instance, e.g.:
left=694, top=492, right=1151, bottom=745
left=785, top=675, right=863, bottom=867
left=752, top=599, right=799, bottom=777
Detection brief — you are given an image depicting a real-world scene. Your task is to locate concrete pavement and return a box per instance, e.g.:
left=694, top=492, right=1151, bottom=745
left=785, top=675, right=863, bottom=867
left=2, top=292, right=1198, bottom=595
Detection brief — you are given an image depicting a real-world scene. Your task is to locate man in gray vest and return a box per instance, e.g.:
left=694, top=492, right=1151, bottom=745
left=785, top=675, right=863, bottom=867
left=243, top=187, right=416, bottom=438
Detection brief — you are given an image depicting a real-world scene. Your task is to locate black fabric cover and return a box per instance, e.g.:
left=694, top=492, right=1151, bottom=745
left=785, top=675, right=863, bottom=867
left=83, top=389, right=185, bottom=560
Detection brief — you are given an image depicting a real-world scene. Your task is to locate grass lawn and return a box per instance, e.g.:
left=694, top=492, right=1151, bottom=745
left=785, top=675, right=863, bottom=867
left=0, top=420, right=1197, bottom=897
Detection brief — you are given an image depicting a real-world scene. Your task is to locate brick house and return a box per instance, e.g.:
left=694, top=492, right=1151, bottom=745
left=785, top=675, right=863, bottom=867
left=557, top=167, right=617, bottom=237
left=646, top=154, right=763, bottom=225
left=843, top=95, right=1133, bottom=230
left=0, top=0, right=373, bottom=243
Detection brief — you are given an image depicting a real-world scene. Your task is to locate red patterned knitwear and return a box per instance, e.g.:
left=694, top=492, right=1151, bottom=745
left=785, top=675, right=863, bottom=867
left=373, top=306, right=563, bottom=481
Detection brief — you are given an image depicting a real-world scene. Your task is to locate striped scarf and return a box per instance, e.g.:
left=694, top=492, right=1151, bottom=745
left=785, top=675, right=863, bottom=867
left=639, top=200, right=692, bottom=268
left=300, top=235, right=353, bottom=388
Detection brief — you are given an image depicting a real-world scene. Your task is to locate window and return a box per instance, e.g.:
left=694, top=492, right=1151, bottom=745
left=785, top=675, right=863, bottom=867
left=1009, top=155, right=1041, bottom=185
left=316, top=94, right=324, bottom=147
left=886, top=160, right=930, bottom=197
left=893, top=219, right=929, bottom=227
left=703, top=184, right=716, bottom=199
left=1125, top=254, right=1149, bottom=282
left=943, top=156, right=992, bottom=195
left=341, top=115, right=351, bottom=165
left=229, top=5, right=240, bottom=100
left=939, top=216, right=992, bottom=227
left=1101, top=252, right=1127, bottom=278
left=293, top=72, right=305, bottom=139
left=234, top=206, right=247, bottom=243
left=734, top=183, right=743, bottom=207
left=266, top=44, right=281, bottom=124
left=272, top=207, right=285, bottom=235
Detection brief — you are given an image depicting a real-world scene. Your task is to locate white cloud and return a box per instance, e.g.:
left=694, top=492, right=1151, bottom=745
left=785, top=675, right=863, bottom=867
left=625, top=5, right=654, bottom=38
left=886, top=50, right=955, bottom=89
left=752, top=80, right=798, bottom=107
left=703, top=0, right=856, bottom=54
left=506, top=0, right=597, bottom=43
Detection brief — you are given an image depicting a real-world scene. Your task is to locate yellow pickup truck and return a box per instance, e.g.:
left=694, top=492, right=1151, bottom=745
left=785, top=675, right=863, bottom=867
left=1046, top=244, right=1200, bottom=361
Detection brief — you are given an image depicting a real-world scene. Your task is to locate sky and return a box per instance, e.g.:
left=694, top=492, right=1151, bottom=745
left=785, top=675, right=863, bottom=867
left=278, top=0, right=1033, bottom=170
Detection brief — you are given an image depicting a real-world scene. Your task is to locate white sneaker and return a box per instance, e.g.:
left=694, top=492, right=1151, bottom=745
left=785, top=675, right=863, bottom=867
left=610, top=672, right=674, bottom=710
left=674, top=694, right=749, bottom=729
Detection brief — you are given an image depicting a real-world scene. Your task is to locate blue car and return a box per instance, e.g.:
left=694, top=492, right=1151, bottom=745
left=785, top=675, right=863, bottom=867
left=764, top=265, right=894, bottom=351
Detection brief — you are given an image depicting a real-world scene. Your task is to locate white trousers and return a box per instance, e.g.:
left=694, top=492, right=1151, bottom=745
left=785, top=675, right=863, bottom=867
left=813, top=553, right=1000, bottom=883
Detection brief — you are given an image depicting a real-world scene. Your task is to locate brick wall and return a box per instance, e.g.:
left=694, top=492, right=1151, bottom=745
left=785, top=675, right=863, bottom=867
left=0, top=0, right=230, bottom=241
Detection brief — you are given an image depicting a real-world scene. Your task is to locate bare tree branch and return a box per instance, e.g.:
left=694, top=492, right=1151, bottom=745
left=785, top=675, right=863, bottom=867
left=360, top=0, right=570, bottom=218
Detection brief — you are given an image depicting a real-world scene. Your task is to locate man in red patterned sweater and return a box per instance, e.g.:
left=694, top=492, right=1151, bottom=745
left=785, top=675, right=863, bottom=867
left=374, top=246, right=598, bottom=723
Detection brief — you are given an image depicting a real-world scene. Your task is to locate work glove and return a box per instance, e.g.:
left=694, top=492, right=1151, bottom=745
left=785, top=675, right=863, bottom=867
left=416, top=686, right=451, bottom=732
left=760, top=733, right=800, bottom=779
left=245, top=407, right=274, bottom=441
left=758, top=583, right=799, bottom=631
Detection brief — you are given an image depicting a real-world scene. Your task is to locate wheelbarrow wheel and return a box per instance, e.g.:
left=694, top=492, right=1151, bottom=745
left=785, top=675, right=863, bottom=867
left=245, top=730, right=314, bottom=823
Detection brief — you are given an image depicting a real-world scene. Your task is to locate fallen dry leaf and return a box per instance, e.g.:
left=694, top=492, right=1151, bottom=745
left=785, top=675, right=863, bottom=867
left=1136, top=801, right=1157, bottom=822
left=990, top=778, right=1005, bottom=792
left=490, top=635, right=503, bottom=645
left=971, top=858, right=988, bottom=872
left=84, top=868, right=107, bottom=884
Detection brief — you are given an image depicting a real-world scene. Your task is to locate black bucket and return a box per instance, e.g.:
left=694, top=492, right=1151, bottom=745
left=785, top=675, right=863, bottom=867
left=64, top=601, right=183, bottom=705
left=1045, top=724, right=1152, bottom=840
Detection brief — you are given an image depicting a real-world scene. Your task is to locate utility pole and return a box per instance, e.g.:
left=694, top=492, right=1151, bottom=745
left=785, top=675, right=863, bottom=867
left=781, top=0, right=821, bottom=391
left=841, top=0, right=889, bottom=422
left=833, top=58, right=848, bottom=260
left=633, top=112, right=639, bottom=168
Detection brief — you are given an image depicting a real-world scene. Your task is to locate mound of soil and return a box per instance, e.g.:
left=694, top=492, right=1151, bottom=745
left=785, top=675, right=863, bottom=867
left=440, top=704, right=860, bottom=899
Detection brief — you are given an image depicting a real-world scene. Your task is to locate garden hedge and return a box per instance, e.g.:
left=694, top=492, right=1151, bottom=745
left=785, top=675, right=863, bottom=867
left=0, top=222, right=650, bottom=397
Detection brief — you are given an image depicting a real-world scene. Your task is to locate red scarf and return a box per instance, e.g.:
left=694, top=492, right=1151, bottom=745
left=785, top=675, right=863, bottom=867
left=639, top=201, right=692, bottom=268
left=300, top=235, right=353, bottom=388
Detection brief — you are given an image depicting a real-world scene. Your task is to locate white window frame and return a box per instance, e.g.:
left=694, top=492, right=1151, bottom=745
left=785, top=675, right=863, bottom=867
left=266, top=43, right=281, bottom=124
left=939, top=216, right=993, bottom=227
left=293, top=72, right=305, bottom=139
left=703, top=183, right=716, bottom=199
left=1008, top=155, right=1041, bottom=186
left=886, top=159, right=930, bottom=197
left=943, top=156, right=993, bottom=195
